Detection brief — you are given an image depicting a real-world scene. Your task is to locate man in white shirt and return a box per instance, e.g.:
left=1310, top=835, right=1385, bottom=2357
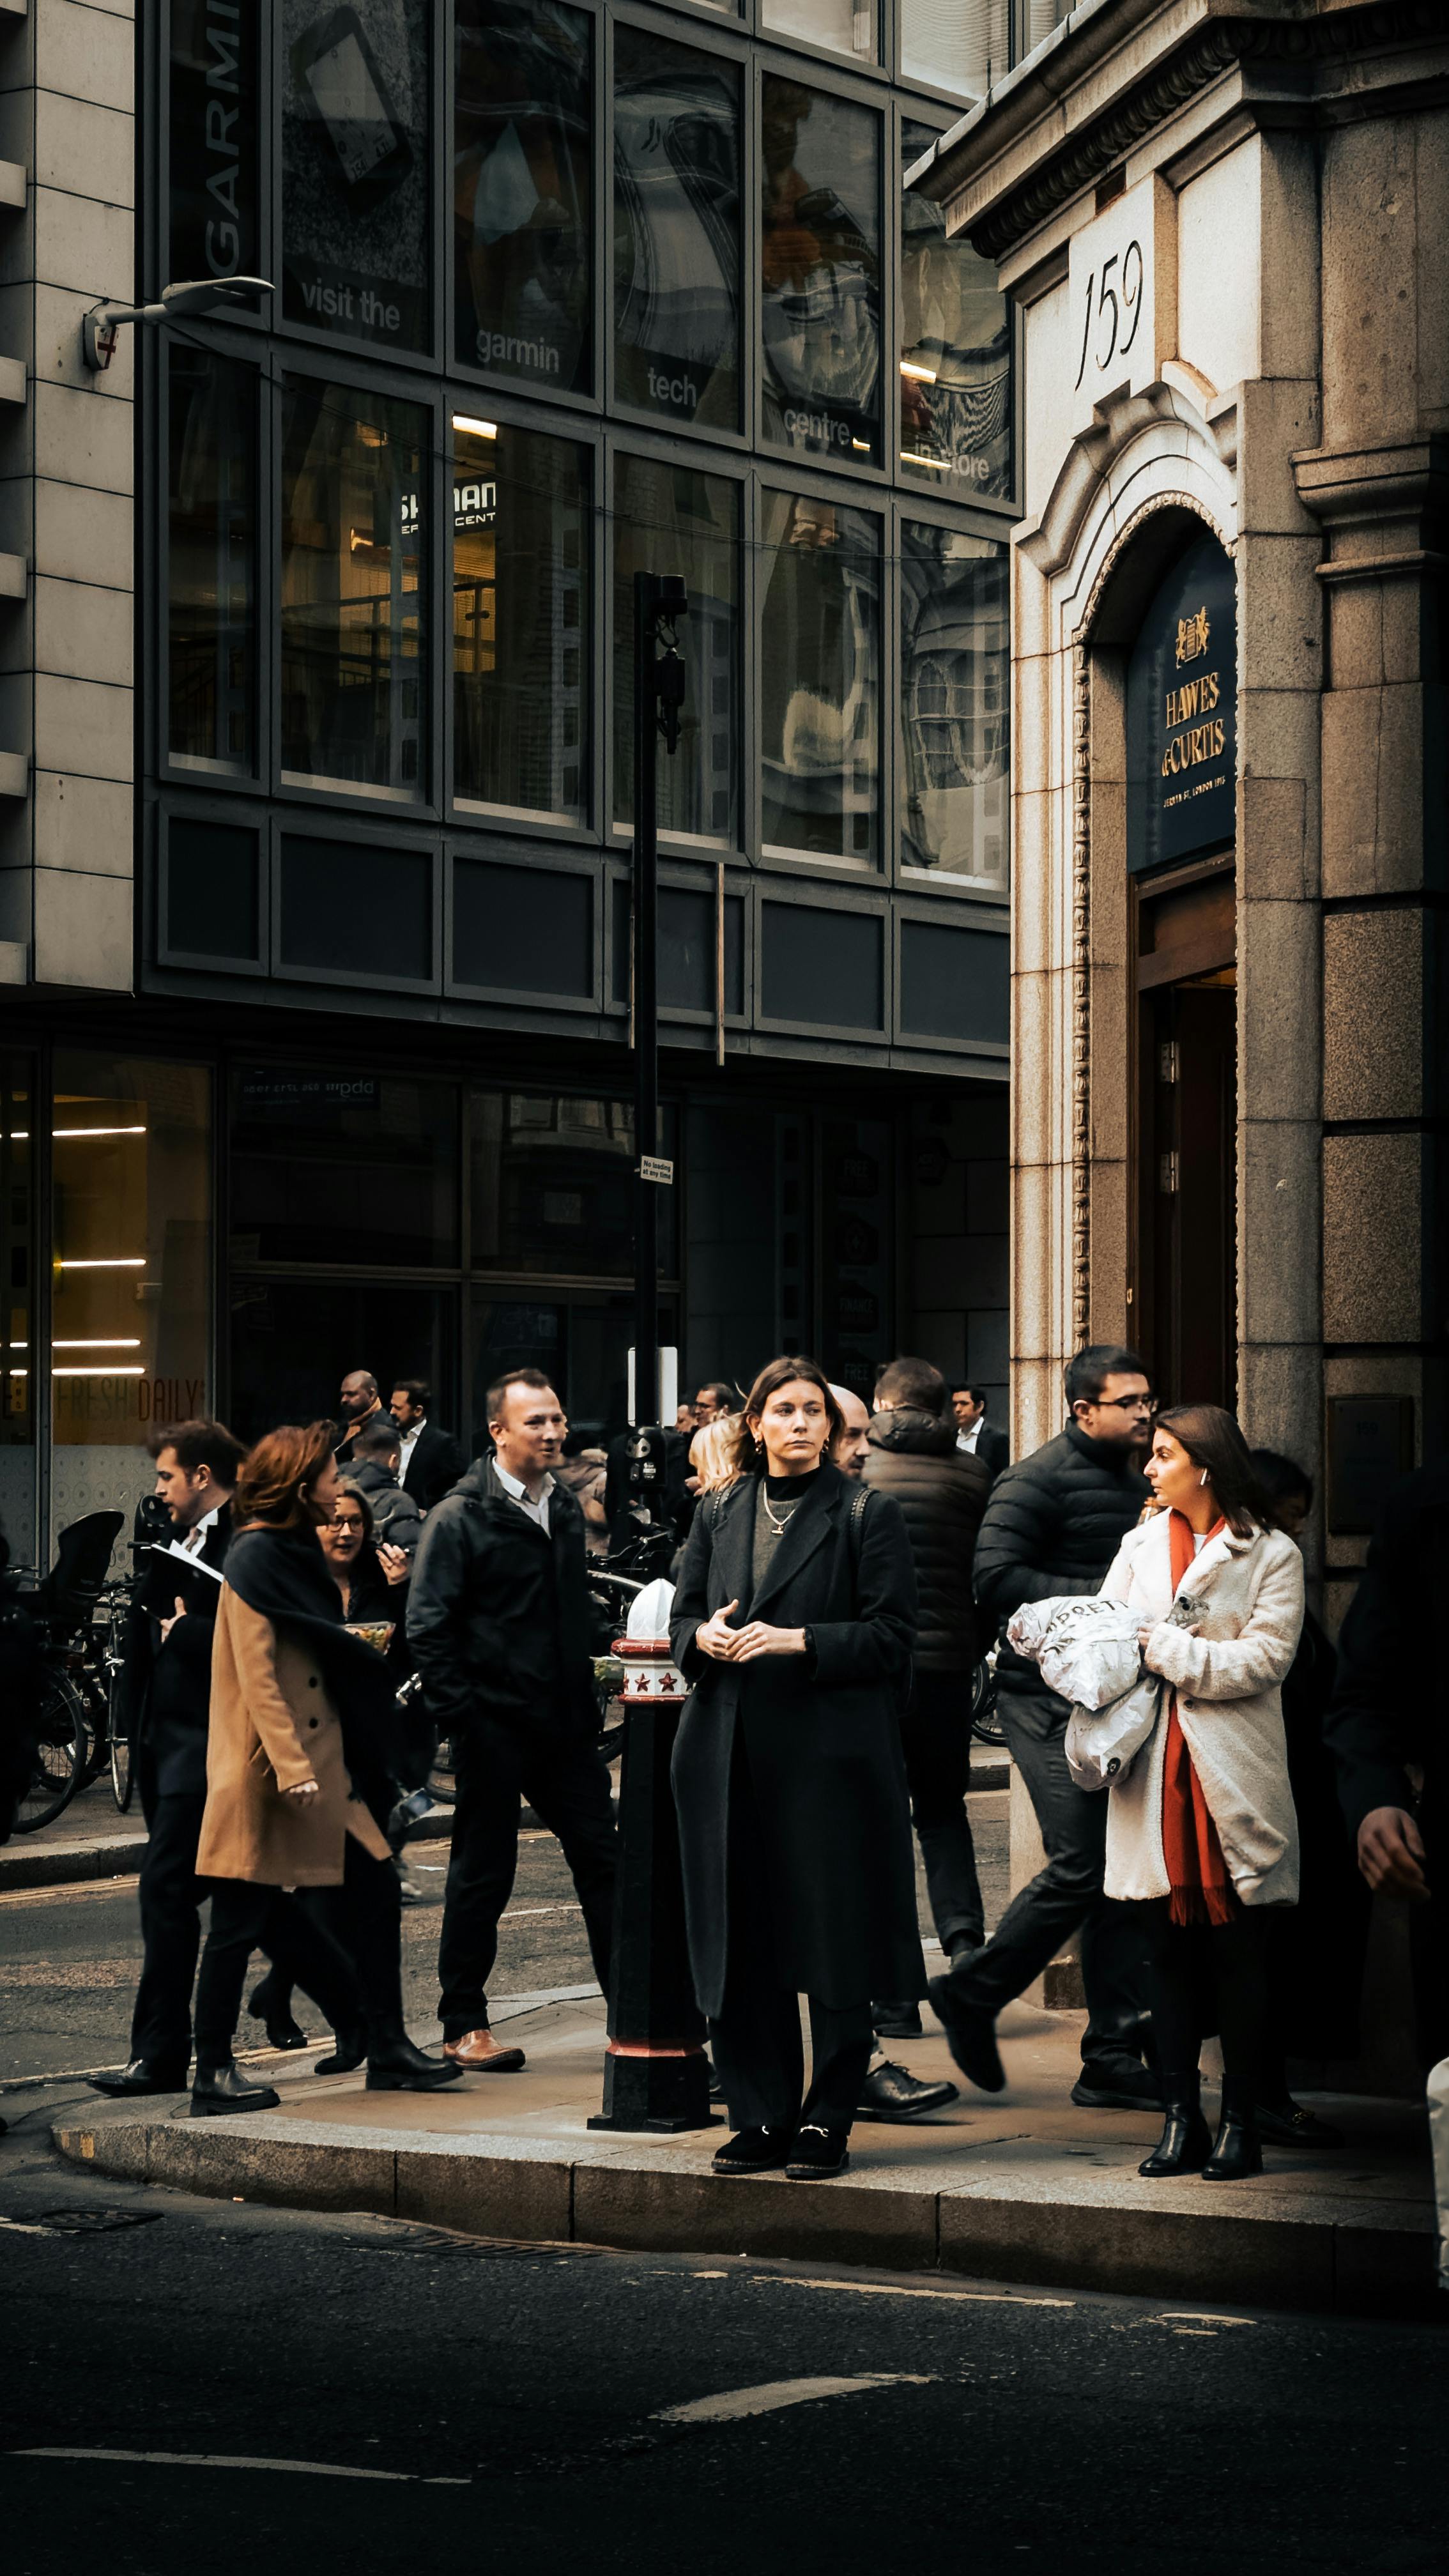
left=951, top=1383, right=1009, bottom=1480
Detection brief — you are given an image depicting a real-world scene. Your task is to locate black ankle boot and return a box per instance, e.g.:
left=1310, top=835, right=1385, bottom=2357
left=1138, top=2071, right=1212, bottom=2178
left=1203, top=2080, right=1263, bottom=2180
left=365, top=2021, right=463, bottom=2092
left=249, top=1974, right=308, bottom=2051
left=314, top=2028, right=367, bottom=2076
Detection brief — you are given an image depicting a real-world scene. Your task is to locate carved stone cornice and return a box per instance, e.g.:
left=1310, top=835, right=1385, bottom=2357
left=940, top=3, right=1446, bottom=263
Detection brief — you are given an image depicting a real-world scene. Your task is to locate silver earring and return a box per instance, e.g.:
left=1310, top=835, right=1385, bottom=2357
left=1199, top=1468, right=1209, bottom=1486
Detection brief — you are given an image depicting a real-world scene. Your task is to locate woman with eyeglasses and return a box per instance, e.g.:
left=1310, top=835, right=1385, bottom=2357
left=1098, top=1405, right=1304, bottom=2180
left=321, top=1480, right=411, bottom=1646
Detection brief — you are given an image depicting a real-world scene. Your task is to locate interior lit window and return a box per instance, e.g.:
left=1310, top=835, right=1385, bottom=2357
left=280, top=380, right=426, bottom=793
left=453, top=419, right=590, bottom=822
left=760, top=489, right=880, bottom=865
left=762, top=77, right=881, bottom=467
left=901, top=125, right=1012, bottom=499
left=613, top=456, right=739, bottom=846
left=762, top=0, right=877, bottom=67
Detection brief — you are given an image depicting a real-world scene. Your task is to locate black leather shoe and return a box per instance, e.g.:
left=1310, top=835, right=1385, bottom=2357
left=365, top=2034, right=463, bottom=2092
left=190, top=2062, right=280, bottom=2116
left=927, top=1974, right=1006, bottom=2094
left=1138, top=2110, right=1213, bottom=2177
left=1072, top=2057, right=1163, bottom=2112
left=314, top=2028, right=367, bottom=2076
left=712, top=2124, right=792, bottom=2175
left=871, top=1999, right=923, bottom=2039
left=1256, top=2096, right=1345, bottom=2150
left=248, top=1975, right=309, bottom=2051
left=1203, top=2083, right=1263, bottom=2181
left=88, top=2057, right=188, bottom=2099
left=785, top=2123, right=850, bottom=2179
left=857, top=2060, right=958, bottom=2121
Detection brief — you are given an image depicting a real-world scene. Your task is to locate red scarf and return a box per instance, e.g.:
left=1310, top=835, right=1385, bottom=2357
left=1162, top=1510, right=1234, bottom=1926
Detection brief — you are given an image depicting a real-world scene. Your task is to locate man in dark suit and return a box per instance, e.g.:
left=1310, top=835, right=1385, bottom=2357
left=390, top=1378, right=463, bottom=1514
left=951, top=1383, right=1009, bottom=1480
left=89, top=1418, right=245, bottom=2098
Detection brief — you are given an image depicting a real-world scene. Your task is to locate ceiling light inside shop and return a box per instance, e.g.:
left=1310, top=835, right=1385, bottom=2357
left=53, top=1338, right=141, bottom=1349
left=52, top=1364, right=145, bottom=1377
left=56, top=1257, right=146, bottom=1269
left=52, top=1124, right=147, bottom=1138
left=901, top=450, right=950, bottom=469
left=452, top=415, right=498, bottom=440
left=900, top=360, right=937, bottom=382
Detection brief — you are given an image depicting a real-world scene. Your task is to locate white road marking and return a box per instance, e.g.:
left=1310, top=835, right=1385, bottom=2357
left=9, top=2448, right=469, bottom=2485
left=758, top=2275, right=1075, bottom=2310
left=656, top=2374, right=933, bottom=2427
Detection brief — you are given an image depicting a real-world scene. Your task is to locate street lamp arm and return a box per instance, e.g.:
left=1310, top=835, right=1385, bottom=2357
left=81, top=276, right=273, bottom=372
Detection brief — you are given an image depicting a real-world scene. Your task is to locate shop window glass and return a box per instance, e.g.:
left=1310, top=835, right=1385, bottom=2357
left=470, top=1288, right=658, bottom=1451
left=280, top=380, right=426, bottom=793
left=762, top=77, right=880, bottom=466
left=613, top=457, right=738, bottom=845
left=168, top=348, right=257, bottom=772
left=613, top=29, right=742, bottom=433
left=901, top=521, right=1008, bottom=885
left=762, top=0, right=877, bottom=66
left=230, top=1280, right=456, bottom=1450
left=760, top=491, right=880, bottom=864
left=901, top=128, right=1011, bottom=498
left=229, top=1068, right=459, bottom=1270
left=453, top=420, right=590, bottom=821
left=0, top=1055, right=35, bottom=1560
left=282, top=0, right=432, bottom=353
left=900, top=0, right=1008, bottom=100
left=470, top=1090, right=677, bottom=1280
left=169, top=1, right=261, bottom=280
left=454, top=0, right=592, bottom=395
left=50, top=1055, right=211, bottom=1532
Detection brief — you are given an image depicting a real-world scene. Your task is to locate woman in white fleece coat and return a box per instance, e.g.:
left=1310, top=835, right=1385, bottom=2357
left=1099, top=1404, right=1303, bottom=2183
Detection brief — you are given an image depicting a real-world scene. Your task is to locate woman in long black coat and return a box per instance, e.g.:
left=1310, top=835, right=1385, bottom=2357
left=669, top=1356, right=923, bottom=2180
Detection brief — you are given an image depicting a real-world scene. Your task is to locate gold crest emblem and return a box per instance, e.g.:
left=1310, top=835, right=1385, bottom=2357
left=1175, top=606, right=1210, bottom=664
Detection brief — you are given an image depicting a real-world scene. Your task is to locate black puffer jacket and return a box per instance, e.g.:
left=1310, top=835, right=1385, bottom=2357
left=406, top=1458, right=594, bottom=1739
left=861, top=1409, right=990, bottom=1671
left=973, top=1423, right=1150, bottom=1708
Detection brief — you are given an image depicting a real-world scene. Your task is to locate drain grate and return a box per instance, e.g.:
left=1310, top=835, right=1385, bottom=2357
left=370, top=2226, right=599, bottom=2262
left=22, top=2207, right=163, bottom=2235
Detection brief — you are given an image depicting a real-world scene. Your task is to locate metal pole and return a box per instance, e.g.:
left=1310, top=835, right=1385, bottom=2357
left=632, top=568, right=660, bottom=1432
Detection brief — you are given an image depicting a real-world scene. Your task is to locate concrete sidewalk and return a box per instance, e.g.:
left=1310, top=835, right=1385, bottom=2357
left=54, top=1991, right=1439, bottom=2319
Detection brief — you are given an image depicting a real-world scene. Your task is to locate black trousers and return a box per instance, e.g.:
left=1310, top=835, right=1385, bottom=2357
left=437, top=1714, right=617, bottom=2041
left=193, top=1836, right=394, bottom=2068
left=898, top=1668, right=985, bottom=1954
left=1134, top=1896, right=1274, bottom=2090
left=948, top=1685, right=1149, bottom=2069
left=129, top=1788, right=207, bottom=2073
left=708, top=1751, right=875, bottom=2133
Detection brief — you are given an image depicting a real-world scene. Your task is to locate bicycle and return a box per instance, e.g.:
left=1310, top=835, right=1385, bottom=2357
left=970, top=1644, right=1006, bottom=1749
left=13, top=1661, right=89, bottom=1834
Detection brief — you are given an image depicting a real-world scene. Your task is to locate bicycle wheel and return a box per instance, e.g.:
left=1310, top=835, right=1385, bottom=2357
left=970, top=1658, right=1007, bottom=1749
left=14, top=1673, right=88, bottom=1833
left=109, top=1688, right=134, bottom=1812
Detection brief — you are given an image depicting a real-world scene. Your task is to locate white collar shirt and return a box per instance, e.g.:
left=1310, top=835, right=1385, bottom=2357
left=181, top=1505, right=219, bottom=1556
left=397, top=1422, right=422, bottom=1476
left=956, top=1419, right=983, bottom=1453
left=494, top=1460, right=551, bottom=1533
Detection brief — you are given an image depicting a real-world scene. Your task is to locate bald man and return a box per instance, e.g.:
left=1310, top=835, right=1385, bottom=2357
left=829, top=1383, right=871, bottom=1479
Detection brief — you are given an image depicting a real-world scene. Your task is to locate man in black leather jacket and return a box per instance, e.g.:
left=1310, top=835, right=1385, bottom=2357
left=930, top=1346, right=1160, bottom=2110
left=408, top=1369, right=617, bottom=2073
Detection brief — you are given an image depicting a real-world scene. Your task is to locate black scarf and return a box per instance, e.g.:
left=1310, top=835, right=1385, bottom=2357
left=224, top=1525, right=401, bottom=1811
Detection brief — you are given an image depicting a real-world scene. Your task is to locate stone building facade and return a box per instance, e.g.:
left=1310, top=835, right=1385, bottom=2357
left=916, top=0, right=1448, bottom=1616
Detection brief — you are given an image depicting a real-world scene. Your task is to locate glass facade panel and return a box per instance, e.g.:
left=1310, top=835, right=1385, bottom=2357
left=470, top=1286, right=645, bottom=1451
left=229, top=1068, right=459, bottom=1268
left=0, top=1055, right=35, bottom=1560
left=901, top=521, right=1008, bottom=884
left=280, top=379, right=425, bottom=792
left=282, top=0, right=432, bottom=353
left=470, top=1090, right=678, bottom=1279
left=760, top=489, right=879, bottom=863
left=454, top=420, right=590, bottom=820
left=454, top=0, right=593, bottom=395
left=169, top=0, right=261, bottom=280
left=762, top=77, right=880, bottom=465
left=50, top=1055, right=212, bottom=1529
left=230, top=1280, right=456, bottom=1449
left=613, top=456, right=738, bottom=843
left=613, top=29, right=742, bottom=431
left=900, top=0, right=1008, bottom=100
left=168, top=348, right=256, bottom=772
left=901, top=133, right=1011, bottom=497
left=762, top=0, right=877, bottom=66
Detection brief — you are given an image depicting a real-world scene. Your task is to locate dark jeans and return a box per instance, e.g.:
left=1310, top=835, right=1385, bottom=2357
left=709, top=1754, right=874, bottom=2131
left=437, top=1714, right=617, bottom=2041
left=1134, top=1896, right=1273, bottom=2090
left=129, top=1789, right=207, bottom=2073
left=193, top=1837, right=394, bottom=2069
left=898, top=1668, right=985, bottom=1954
left=948, top=1684, right=1149, bottom=2070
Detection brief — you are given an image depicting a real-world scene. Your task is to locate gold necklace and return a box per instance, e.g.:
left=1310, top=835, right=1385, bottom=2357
left=762, top=1487, right=799, bottom=1537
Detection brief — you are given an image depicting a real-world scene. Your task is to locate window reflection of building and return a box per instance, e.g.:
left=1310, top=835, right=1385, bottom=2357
left=454, top=0, right=592, bottom=394
left=229, top=1070, right=459, bottom=1269
left=280, top=383, right=425, bottom=792
left=900, top=158, right=1011, bottom=498
left=901, top=524, right=1008, bottom=882
left=0, top=1055, right=34, bottom=1552
left=168, top=348, right=256, bottom=772
left=761, top=493, right=880, bottom=864
left=761, top=77, right=881, bottom=466
left=454, top=421, right=588, bottom=820
left=282, top=0, right=431, bottom=353
left=613, top=28, right=741, bottom=431
left=762, top=0, right=877, bottom=67
left=900, top=0, right=1009, bottom=100
left=613, top=456, right=737, bottom=844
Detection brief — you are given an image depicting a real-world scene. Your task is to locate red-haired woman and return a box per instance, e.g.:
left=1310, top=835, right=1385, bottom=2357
left=190, top=1423, right=459, bottom=2112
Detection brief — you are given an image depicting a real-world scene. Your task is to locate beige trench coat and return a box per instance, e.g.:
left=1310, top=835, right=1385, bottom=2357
left=195, top=1582, right=390, bottom=1887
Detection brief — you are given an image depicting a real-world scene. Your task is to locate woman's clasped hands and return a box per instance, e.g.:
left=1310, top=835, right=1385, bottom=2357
left=696, top=1598, right=808, bottom=1662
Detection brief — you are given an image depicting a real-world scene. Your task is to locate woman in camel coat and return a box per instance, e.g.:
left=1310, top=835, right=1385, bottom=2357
left=190, top=1422, right=459, bottom=2113
left=1098, top=1403, right=1303, bottom=2184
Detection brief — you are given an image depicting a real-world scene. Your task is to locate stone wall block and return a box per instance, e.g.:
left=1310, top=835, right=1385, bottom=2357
left=1014, top=787, right=1055, bottom=977
left=1238, top=769, right=1312, bottom=903
left=1015, top=647, right=1051, bottom=795
left=1011, top=966, right=1058, bottom=1169
left=1237, top=534, right=1322, bottom=695
left=1236, top=376, right=1322, bottom=536
left=34, top=474, right=131, bottom=587
left=1321, top=686, right=1424, bottom=898
left=1236, top=1342, right=1320, bottom=1476
left=30, top=376, right=132, bottom=494
left=35, top=3, right=135, bottom=117
left=1414, top=111, right=1449, bottom=420
left=33, top=669, right=130, bottom=779
left=31, top=185, right=131, bottom=302
left=1325, top=581, right=1383, bottom=693
left=1087, top=777, right=1128, bottom=965
left=1321, top=118, right=1420, bottom=451
left=33, top=90, right=132, bottom=205
left=1239, top=899, right=1321, bottom=1121
left=1322, top=1133, right=1423, bottom=1344
left=34, top=571, right=131, bottom=687
left=1257, top=130, right=1321, bottom=387
left=1239, top=1120, right=1321, bottom=1345
left=1322, top=910, right=1423, bottom=1123
left=32, top=766, right=130, bottom=876
left=1087, top=958, right=1129, bottom=1160
left=32, top=860, right=130, bottom=990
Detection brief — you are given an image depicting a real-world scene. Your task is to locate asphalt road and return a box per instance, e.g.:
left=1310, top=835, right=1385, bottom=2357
left=1, top=2107, right=1443, bottom=2576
